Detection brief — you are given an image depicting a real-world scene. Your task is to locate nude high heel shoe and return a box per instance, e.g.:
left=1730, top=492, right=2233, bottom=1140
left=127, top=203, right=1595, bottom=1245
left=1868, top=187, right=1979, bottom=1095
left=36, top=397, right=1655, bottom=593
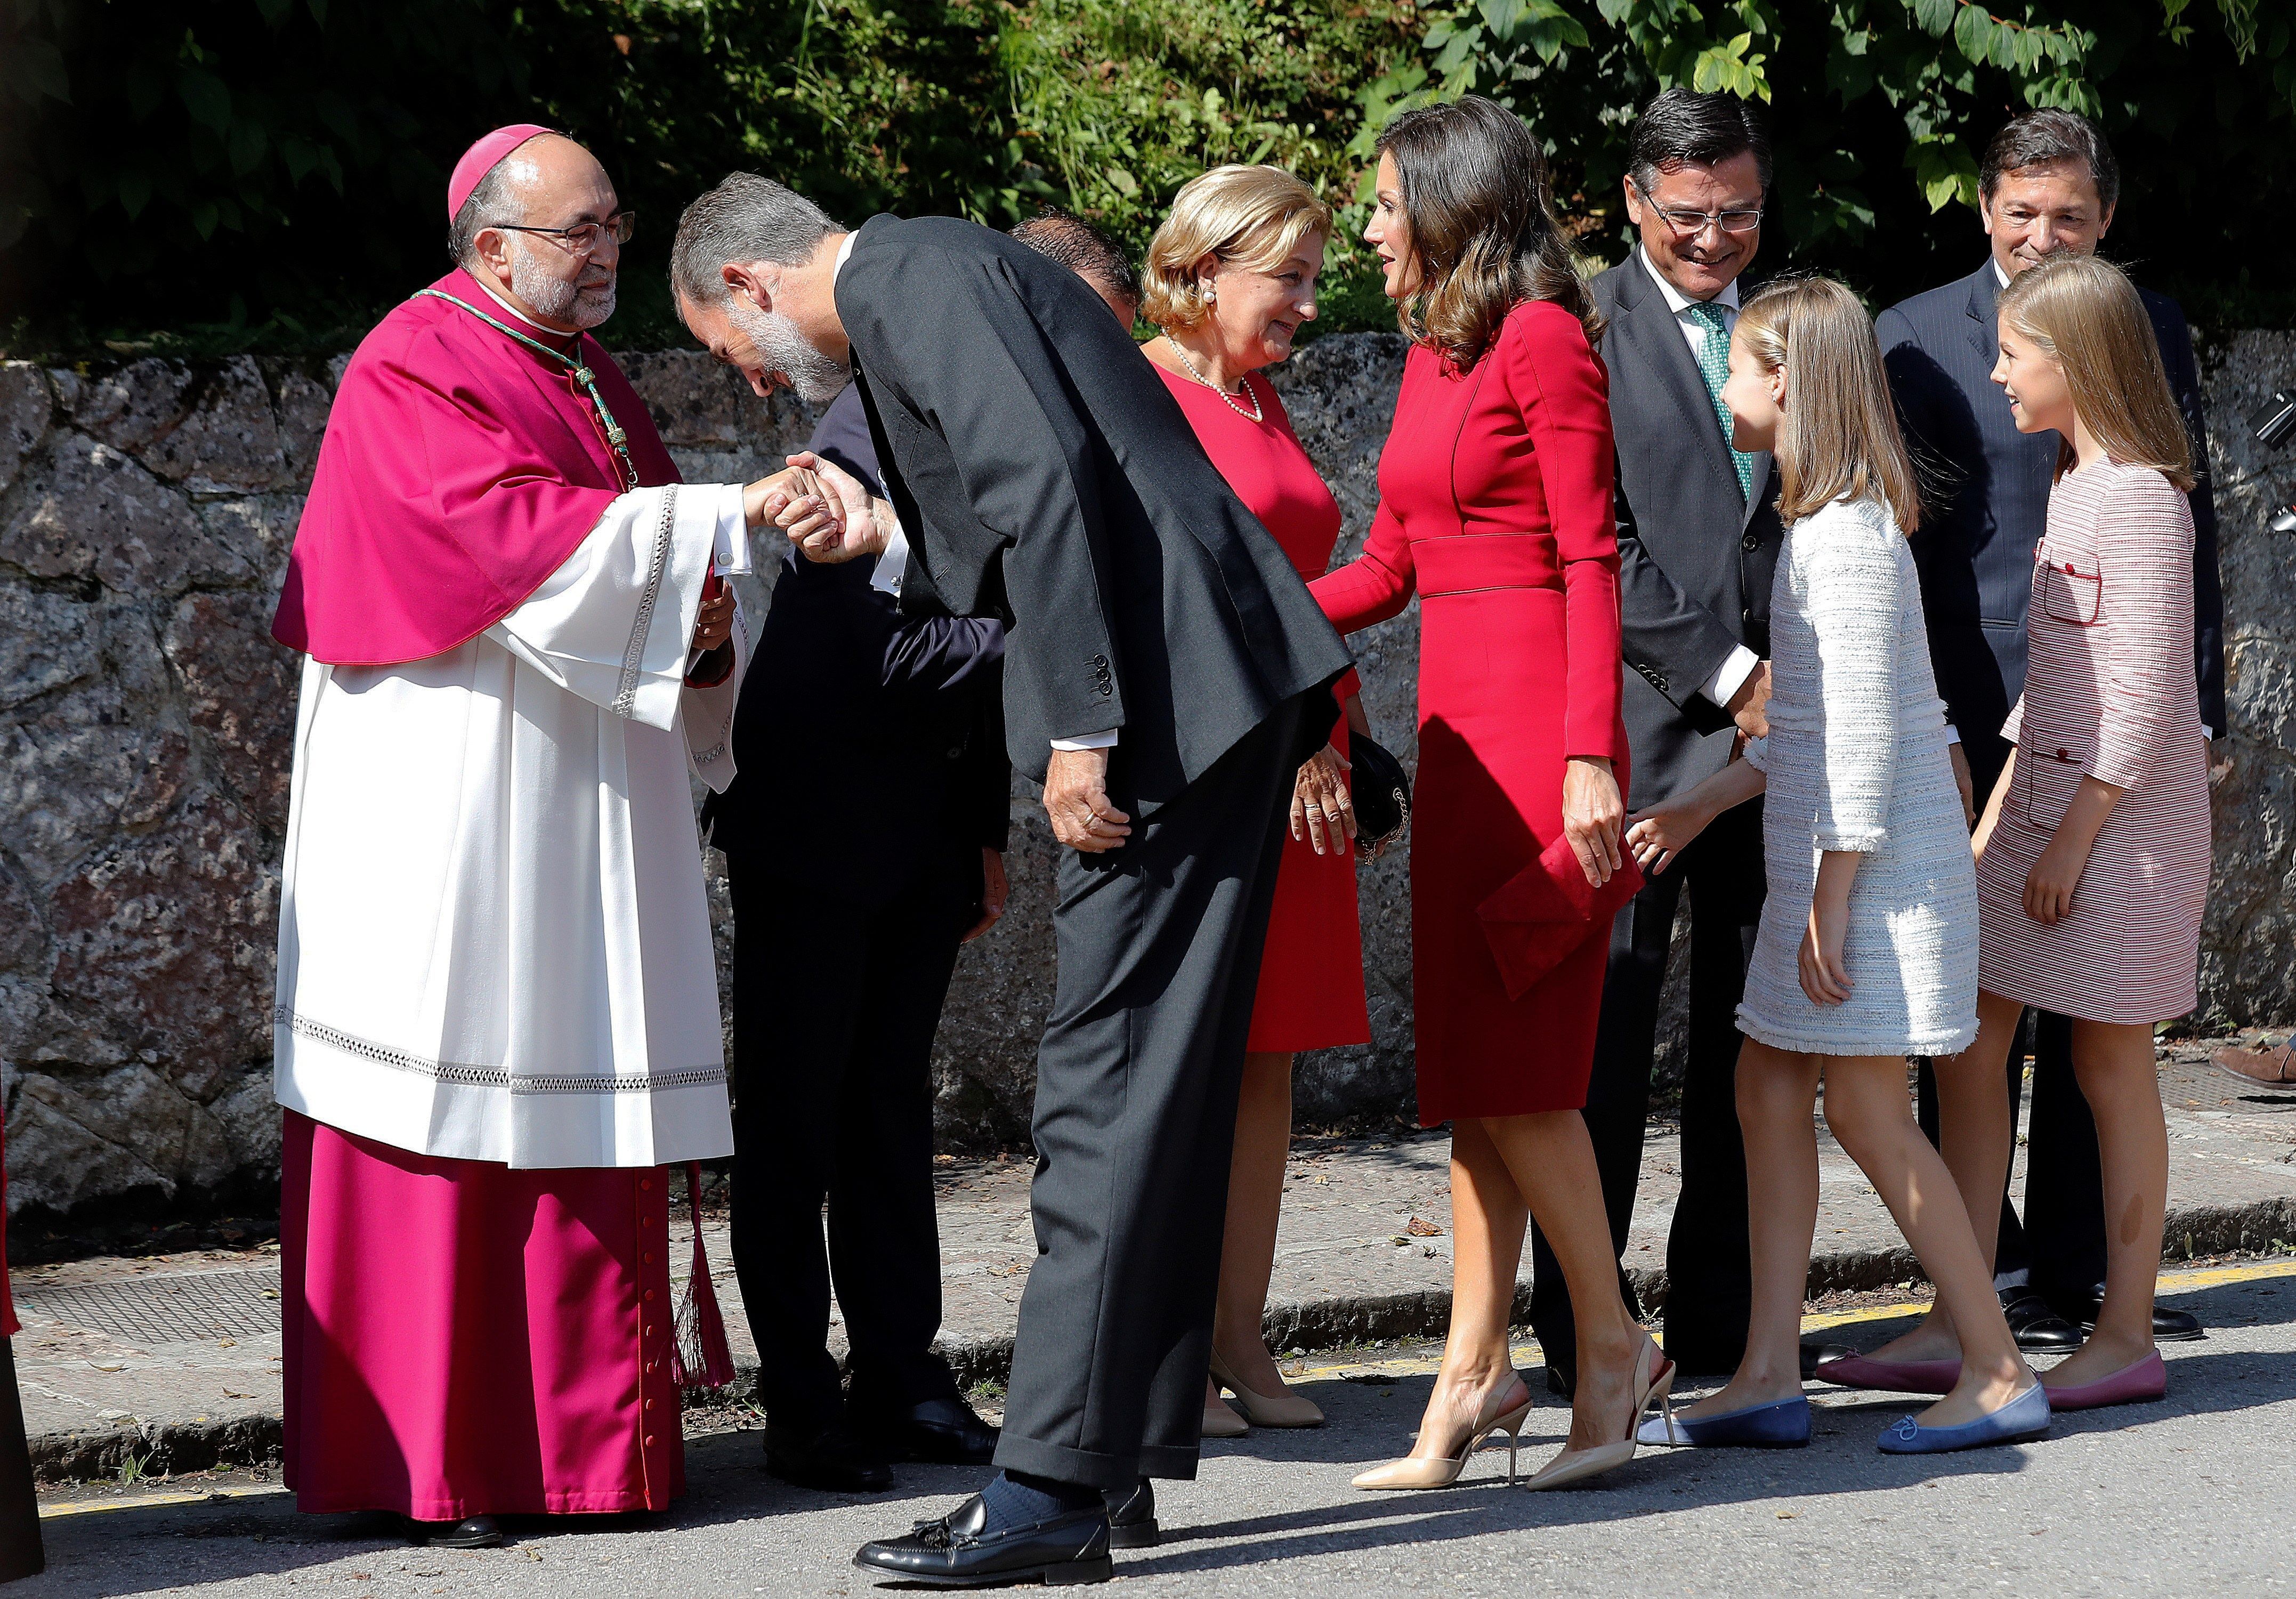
left=1522, top=1333, right=1673, bottom=1491
left=1209, top=1350, right=1324, bottom=1428
left=1352, top=1378, right=1533, bottom=1490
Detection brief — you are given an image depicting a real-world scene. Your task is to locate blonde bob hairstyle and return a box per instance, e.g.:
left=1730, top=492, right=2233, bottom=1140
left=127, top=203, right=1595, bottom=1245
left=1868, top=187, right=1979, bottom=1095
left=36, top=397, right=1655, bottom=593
left=1734, top=275, right=1922, bottom=532
left=1995, top=252, right=2195, bottom=491
left=1141, top=165, right=1332, bottom=332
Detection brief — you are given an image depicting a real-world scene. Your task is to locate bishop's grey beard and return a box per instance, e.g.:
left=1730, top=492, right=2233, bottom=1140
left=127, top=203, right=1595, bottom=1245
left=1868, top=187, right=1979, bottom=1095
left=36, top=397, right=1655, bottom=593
left=510, top=246, right=618, bottom=330
left=724, top=296, right=850, bottom=406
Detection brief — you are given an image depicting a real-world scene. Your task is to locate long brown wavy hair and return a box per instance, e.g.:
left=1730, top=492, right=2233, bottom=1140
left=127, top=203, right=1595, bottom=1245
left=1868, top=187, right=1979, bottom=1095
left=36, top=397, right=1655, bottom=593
left=1375, top=95, right=1600, bottom=369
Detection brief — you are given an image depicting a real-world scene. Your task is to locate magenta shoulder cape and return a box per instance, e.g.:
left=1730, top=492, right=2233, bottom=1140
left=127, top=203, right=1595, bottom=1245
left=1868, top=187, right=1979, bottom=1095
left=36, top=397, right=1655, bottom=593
left=273, top=271, right=681, bottom=666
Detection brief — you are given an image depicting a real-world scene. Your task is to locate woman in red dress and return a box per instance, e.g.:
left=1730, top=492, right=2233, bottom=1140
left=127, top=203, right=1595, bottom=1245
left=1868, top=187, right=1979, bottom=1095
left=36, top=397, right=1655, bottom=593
left=1313, top=98, right=1674, bottom=1491
left=1138, top=165, right=1373, bottom=1438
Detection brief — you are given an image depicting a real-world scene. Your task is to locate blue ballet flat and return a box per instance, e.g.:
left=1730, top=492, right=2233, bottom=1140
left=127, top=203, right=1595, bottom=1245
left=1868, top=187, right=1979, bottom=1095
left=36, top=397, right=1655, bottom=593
left=1636, top=1395, right=1810, bottom=1449
left=1877, top=1382, right=2050, bottom=1454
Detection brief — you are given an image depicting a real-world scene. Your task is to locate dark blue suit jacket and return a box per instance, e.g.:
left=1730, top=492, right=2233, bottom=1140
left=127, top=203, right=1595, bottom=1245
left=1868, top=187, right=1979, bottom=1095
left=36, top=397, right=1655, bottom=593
left=1877, top=261, right=2227, bottom=784
left=705, top=383, right=1010, bottom=908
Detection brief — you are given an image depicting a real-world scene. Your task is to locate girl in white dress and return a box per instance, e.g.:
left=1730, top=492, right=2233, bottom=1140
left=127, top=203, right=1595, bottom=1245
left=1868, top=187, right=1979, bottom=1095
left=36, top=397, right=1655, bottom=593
left=1623, top=277, right=2043, bottom=1453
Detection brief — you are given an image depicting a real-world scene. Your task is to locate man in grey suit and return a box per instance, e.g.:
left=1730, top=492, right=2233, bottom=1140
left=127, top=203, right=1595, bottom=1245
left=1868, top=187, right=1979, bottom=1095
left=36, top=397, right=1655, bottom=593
left=670, top=176, right=1352, bottom=1586
left=1875, top=109, right=2226, bottom=1352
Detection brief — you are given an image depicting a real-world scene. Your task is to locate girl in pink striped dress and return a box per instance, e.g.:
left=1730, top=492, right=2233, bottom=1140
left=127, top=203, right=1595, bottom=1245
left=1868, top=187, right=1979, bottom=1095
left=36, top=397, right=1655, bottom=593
left=1962, top=254, right=2211, bottom=1412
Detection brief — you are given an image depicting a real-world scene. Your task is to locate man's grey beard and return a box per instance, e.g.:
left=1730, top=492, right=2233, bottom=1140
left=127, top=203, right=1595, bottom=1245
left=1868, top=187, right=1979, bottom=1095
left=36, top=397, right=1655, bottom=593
left=724, top=296, right=850, bottom=406
left=510, top=246, right=617, bottom=330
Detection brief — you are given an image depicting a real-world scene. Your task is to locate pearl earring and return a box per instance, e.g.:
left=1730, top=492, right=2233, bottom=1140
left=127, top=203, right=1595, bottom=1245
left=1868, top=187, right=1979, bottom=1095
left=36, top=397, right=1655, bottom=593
left=1203, top=285, right=1216, bottom=303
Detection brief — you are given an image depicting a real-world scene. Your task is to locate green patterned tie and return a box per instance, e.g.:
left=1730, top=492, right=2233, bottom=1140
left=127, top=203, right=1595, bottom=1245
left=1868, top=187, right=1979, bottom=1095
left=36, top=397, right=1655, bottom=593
left=1685, top=299, right=1756, bottom=504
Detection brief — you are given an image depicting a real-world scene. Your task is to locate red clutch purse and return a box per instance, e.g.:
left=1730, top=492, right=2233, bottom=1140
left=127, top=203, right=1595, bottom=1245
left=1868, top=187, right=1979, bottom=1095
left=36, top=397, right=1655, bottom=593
left=1475, top=830, right=1645, bottom=1001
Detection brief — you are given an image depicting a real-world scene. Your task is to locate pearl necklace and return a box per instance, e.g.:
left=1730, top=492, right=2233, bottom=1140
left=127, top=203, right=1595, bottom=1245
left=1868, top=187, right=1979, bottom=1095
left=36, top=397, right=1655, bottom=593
left=1167, top=340, right=1264, bottom=424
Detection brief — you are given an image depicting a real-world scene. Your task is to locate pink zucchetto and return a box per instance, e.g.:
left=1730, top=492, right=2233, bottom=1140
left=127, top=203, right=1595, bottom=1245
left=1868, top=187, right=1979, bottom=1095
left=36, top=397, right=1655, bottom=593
left=446, top=124, right=556, bottom=219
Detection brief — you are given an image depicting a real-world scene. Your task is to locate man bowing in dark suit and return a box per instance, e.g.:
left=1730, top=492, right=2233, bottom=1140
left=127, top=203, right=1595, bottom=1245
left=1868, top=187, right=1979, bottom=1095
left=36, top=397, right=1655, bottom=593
left=1530, top=87, right=1818, bottom=1387
left=671, top=177, right=1353, bottom=1586
left=1873, top=108, right=2226, bottom=1355
left=707, top=209, right=1144, bottom=1498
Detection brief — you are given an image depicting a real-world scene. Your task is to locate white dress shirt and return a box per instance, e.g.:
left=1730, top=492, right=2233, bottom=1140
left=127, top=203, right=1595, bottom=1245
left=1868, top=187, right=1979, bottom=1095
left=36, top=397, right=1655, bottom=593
left=1635, top=249, right=1761, bottom=714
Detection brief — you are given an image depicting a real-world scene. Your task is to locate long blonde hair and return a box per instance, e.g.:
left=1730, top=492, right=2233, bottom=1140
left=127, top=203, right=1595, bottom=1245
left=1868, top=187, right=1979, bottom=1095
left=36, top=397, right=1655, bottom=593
left=1141, top=165, right=1331, bottom=333
left=1995, top=253, right=2195, bottom=491
left=1734, top=276, right=1921, bottom=531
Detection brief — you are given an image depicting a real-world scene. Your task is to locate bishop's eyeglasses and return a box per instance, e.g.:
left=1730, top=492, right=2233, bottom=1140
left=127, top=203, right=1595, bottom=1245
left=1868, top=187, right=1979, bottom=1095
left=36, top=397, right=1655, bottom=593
left=492, top=212, right=637, bottom=256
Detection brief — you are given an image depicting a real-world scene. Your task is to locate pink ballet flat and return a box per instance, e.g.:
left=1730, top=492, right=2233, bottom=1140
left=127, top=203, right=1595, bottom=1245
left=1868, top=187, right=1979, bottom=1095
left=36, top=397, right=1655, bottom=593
left=1812, top=1353, right=1962, bottom=1394
left=2041, top=1351, right=2167, bottom=1411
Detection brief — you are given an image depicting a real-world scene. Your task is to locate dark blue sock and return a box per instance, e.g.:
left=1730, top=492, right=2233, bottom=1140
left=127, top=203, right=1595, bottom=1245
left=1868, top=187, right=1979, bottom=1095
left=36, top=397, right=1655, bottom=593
left=979, top=1469, right=1100, bottom=1529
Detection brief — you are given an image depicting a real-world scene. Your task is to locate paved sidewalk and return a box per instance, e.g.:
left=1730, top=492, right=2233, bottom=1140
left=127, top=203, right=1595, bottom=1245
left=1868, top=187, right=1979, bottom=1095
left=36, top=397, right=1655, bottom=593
left=11, top=1043, right=2292, bottom=1481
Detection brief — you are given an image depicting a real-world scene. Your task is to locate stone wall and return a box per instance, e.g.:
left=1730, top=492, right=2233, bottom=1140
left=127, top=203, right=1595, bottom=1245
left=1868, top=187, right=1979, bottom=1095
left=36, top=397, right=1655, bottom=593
left=3, top=330, right=2293, bottom=1222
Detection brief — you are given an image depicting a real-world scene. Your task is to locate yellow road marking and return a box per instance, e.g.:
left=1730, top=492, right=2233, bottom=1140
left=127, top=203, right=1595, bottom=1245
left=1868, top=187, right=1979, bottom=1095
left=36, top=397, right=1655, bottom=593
left=42, top=1482, right=288, bottom=1520
left=39, top=1259, right=2296, bottom=1515
left=1295, top=1254, right=2296, bottom=1380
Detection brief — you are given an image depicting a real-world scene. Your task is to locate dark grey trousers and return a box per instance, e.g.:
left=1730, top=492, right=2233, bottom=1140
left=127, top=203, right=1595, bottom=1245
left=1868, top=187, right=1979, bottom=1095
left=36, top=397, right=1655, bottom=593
left=992, top=698, right=1306, bottom=1490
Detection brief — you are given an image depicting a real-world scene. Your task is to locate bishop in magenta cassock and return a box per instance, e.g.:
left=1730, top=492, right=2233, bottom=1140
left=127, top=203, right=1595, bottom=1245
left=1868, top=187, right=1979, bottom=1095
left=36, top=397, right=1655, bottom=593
left=269, top=126, right=789, bottom=1546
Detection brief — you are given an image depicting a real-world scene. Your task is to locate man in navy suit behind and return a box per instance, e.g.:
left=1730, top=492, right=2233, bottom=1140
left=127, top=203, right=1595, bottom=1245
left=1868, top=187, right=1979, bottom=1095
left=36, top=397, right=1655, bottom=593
left=1873, top=108, right=2226, bottom=1354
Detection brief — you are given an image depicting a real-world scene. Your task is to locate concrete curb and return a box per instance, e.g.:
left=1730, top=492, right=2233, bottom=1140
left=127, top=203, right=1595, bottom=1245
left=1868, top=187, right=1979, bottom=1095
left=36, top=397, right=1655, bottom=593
left=29, top=1197, right=2295, bottom=1484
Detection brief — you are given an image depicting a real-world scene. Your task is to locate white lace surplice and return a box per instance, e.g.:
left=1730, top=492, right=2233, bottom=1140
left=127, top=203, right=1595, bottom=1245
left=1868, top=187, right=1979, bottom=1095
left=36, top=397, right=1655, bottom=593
left=273, top=483, right=750, bottom=1169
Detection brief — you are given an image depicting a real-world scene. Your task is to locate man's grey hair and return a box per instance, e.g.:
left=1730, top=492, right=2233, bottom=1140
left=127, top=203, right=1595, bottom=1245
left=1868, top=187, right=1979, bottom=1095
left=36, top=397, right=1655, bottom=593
left=1980, top=109, right=2120, bottom=212
left=670, top=173, right=843, bottom=307
left=447, top=163, right=520, bottom=269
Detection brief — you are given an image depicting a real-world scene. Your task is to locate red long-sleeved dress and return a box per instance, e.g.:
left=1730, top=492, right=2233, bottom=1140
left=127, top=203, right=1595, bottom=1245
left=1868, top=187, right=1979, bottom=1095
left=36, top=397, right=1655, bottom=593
left=1310, top=300, right=1627, bottom=1123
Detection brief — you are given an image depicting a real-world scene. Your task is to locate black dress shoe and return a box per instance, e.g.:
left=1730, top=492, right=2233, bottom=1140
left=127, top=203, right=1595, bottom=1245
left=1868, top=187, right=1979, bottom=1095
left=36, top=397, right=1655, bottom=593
left=1103, top=1479, right=1158, bottom=1549
left=2001, top=1288, right=2084, bottom=1353
left=408, top=1514, right=503, bottom=1548
left=854, top=1491, right=1111, bottom=1587
left=859, top=1394, right=1000, bottom=1465
left=766, top=1420, right=895, bottom=1493
left=2064, top=1295, right=2205, bottom=1343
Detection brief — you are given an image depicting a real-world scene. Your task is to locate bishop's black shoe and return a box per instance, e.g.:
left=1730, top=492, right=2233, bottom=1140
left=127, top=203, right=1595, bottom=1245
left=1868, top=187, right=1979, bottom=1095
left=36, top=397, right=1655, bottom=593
left=1103, top=1479, right=1159, bottom=1549
left=765, top=1419, right=895, bottom=1493
left=855, top=1394, right=1000, bottom=1466
left=2000, top=1287, right=2084, bottom=1353
left=854, top=1492, right=1111, bottom=1587
left=408, top=1514, right=503, bottom=1548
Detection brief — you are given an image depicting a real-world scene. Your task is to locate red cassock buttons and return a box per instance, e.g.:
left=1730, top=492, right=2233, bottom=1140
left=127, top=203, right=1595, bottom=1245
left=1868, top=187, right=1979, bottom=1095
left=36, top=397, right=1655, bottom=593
left=644, top=1435, right=656, bottom=1448
left=644, top=1288, right=656, bottom=1302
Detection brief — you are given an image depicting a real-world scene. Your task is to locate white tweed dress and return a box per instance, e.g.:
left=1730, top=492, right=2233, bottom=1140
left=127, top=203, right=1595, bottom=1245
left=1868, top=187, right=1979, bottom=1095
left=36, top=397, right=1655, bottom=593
left=1735, top=496, right=1979, bottom=1057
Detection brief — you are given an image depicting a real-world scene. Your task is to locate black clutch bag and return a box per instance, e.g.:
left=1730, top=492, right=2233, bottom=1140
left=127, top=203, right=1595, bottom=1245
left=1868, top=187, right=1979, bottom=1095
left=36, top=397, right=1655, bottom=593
left=1348, top=732, right=1411, bottom=859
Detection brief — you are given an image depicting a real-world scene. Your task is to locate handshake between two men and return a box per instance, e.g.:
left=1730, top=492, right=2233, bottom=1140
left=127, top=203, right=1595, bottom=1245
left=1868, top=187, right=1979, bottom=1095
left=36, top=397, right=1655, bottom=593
left=685, top=453, right=895, bottom=661
left=723, top=452, right=1137, bottom=859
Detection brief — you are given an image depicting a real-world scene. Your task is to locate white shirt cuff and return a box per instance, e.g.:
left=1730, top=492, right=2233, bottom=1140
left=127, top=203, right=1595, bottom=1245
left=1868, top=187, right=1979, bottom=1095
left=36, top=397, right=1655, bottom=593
left=1703, top=645, right=1760, bottom=708
left=710, top=483, right=753, bottom=577
left=1050, top=730, right=1119, bottom=752
left=870, top=518, right=910, bottom=597
left=2202, top=724, right=2214, bottom=741
left=1944, top=724, right=1962, bottom=746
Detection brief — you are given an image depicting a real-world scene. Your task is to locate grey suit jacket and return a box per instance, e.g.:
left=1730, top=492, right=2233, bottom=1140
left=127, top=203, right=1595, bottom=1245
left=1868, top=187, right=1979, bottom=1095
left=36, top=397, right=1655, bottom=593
left=1591, top=256, right=1786, bottom=808
left=1876, top=261, right=2227, bottom=781
left=834, top=214, right=1353, bottom=804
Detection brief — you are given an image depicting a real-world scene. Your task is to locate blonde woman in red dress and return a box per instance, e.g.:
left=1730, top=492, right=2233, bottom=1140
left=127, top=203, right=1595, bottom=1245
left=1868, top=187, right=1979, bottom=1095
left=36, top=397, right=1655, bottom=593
left=1138, top=165, right=1373, bottom=1439
left=1313, top=98, right=1673, bottom=1490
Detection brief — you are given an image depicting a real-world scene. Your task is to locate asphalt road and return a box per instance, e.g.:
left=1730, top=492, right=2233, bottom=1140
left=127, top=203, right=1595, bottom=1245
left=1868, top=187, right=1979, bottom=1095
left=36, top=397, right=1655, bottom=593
left=24, top=1262, right=2296, bottom=1599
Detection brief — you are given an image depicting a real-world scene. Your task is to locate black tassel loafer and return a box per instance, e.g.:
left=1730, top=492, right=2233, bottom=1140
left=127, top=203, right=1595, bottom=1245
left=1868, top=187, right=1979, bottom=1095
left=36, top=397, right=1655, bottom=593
left=854, top=1492, right=1111, bottom=1587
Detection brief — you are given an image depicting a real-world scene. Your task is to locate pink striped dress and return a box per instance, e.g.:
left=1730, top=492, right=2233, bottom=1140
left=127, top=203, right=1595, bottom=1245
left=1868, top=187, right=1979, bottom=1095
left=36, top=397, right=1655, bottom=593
left=1975, top=459, right=2211, bottom=1023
